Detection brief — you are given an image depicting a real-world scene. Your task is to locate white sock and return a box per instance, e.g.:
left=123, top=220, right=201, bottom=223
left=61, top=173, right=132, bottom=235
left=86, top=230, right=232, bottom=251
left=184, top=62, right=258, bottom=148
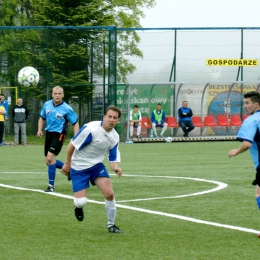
left=137, top=125, right=141, bottom=135
left=130, top=126, right=133, bottom=136
left=161, top=124, right=168, bottom=135
left=105, top=199, right=116, bottom=227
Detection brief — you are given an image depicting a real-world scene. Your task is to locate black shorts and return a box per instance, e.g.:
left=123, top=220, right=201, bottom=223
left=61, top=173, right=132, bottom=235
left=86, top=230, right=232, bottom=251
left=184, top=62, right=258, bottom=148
left=252, top=168, right=260, bottom=186
left=44, top=131, right=66, bottom=156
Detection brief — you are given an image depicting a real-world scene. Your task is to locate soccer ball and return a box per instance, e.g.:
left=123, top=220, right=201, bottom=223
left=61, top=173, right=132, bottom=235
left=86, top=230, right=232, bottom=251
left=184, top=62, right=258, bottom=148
left=165, top=137, right=172, bottom=143
left=18, top=66, right=40, bottom=87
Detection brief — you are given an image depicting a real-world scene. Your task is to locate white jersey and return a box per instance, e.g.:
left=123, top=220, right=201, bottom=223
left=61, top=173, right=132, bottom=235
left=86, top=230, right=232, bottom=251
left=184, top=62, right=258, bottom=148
left=71, top=121, right=120, bottom=170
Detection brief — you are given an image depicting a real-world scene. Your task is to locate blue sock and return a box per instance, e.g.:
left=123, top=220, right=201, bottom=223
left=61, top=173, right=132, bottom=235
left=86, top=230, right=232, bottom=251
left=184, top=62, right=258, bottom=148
left=48, top=164, right=56, bottom=186
left=256, top=197, right=260, bottom=210
left=56, top=159, right=64, bottom=169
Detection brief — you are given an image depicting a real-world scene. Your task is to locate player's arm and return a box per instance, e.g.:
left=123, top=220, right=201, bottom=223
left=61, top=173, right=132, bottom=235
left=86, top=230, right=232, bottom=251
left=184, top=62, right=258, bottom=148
left=109, top=162, right=122, bottom=177
left=228, top=141, right=252, bottom=157
left=61, top=141, right=75, bottom=176
left=37, top=117, right=45, bottom=138
left=0, top=108, right=6, bottom=115
left=73, top=121, right=80, bottom=136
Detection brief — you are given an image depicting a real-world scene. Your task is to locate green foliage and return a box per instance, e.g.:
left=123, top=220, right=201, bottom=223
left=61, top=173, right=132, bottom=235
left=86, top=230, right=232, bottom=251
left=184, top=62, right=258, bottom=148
left=1, top=141, right=260, bottom=259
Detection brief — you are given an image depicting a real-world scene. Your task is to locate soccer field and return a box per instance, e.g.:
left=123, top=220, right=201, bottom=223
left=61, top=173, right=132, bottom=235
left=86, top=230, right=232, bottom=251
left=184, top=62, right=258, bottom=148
left=0, top=141, right=259, bottom=260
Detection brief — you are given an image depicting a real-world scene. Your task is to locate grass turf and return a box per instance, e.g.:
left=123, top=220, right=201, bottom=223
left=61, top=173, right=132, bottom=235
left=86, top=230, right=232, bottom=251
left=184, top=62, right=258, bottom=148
left=0, top=141, right=259, bottom=260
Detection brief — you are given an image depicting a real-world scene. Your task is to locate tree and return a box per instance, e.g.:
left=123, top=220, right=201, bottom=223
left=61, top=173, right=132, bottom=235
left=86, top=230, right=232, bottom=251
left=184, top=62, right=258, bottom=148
left=0, top=0, right=156, bottom=126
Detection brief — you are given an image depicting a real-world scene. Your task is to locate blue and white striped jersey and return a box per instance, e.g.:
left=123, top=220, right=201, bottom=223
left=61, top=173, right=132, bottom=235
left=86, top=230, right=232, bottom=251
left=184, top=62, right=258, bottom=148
left=71, top=121, right=120, bottom=170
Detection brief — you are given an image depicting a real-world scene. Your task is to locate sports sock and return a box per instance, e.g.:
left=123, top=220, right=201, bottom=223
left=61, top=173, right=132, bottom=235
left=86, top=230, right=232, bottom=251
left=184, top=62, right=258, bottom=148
left=56, top=159, right=64, bottom=169
left=48, top=164, right=56, bottom=186
left=137, top=125, right=141, bottom=135
left=130, top=125, right=133, bottom=136
left=161, top=124, right=167, bottom=135
left=105, top=199, right=116, bottom=227
left=256, top=196, right=260, bottom=210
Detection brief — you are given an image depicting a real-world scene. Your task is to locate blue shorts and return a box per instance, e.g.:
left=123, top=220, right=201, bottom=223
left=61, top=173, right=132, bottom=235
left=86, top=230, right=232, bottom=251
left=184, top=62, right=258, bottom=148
left=70, top=163, right=110, bottom=192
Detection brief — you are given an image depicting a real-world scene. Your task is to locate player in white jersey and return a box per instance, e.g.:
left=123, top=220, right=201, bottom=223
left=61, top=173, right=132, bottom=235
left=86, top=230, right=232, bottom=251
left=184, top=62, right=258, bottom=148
left=61, top=105, right=123, bottom=233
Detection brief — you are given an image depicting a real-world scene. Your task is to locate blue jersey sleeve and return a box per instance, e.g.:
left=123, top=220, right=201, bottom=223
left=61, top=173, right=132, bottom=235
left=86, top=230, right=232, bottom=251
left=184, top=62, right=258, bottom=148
left=108, top=143, right=120, bottom=162
left=40, top=102, right=47, bottom=119
left=66, top=105, right=78, bottom=125
left=72, top=125, right=92, bottom=150
left=236, top=116, right=258, bottom=143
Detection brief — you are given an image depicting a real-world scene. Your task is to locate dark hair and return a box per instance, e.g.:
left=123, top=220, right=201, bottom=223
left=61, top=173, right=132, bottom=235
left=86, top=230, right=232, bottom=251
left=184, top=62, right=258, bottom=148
left=105, top=105, right=121, bottom=118
left=244, top=91, right=260, bottom=104
left=156, top=103, right=161, bottom=106
left=133, top=105, right=139, bottom=108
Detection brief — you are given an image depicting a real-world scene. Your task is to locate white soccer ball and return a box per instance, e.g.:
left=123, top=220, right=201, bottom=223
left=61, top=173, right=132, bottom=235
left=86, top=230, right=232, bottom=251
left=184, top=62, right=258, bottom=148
left=18, top=66, right=40, bottom=87
left=165, top=137, right=172, bottom=143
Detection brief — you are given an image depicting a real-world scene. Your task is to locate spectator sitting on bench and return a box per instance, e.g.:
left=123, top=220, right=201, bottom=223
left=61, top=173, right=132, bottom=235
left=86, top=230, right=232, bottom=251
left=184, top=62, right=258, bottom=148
left=151, top=103, right=168, bottom=138
left=178, top=101, right=195, bottom=137
left=129, top=105, right=142, bottom=138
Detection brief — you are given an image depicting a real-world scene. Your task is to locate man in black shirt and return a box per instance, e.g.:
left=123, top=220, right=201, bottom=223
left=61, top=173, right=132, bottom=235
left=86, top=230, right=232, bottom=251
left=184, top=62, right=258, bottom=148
left=12, top=97, right=29, bottom=145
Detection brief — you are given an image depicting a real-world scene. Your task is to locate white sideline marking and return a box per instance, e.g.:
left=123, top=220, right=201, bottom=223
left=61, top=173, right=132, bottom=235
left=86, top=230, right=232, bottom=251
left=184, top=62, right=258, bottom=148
left=0, top=181, right=259, bottom=235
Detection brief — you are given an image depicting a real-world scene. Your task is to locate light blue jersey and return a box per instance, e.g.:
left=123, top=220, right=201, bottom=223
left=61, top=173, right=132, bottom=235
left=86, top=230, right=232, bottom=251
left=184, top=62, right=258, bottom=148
left=40, top=100, right=78, bottom=133
left=236, top=111, right=260, bottom=169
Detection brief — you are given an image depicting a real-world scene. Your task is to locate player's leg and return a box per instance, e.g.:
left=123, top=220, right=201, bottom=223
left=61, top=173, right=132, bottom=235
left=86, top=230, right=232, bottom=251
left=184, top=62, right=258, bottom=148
left=74, top=190, right=88, bottom=221
left=136, top=122, right=142, bottom=137
left=252, top=169, right=260, bottom=209
left=0, top=122, right=4, bottom=145
left=45, top=152, right=57, bottom=192
left=179, top=121, right=188, bottom=137
left=152, top=122, right=158, bottom=137
left=71, top=168, right=90, bottom=221
left=160, top=122, right=168, bottom=137
left=95, top=176, right=121, bottom=233
left=44, top=132, right=65, bottom=192
left=20, top=123, right=27, bottom=145
left=186, top=121, right=195, bottom=133
left=129, top=121, right=134, bottom=137
left=14, top=122, right=19, bottom=145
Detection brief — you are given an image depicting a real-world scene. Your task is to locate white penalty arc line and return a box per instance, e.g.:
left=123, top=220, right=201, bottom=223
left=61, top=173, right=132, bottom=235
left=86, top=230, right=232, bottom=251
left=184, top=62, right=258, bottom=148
left=0, top=183, right=259, bottom=235
left=1, top=172, right=227, bottom=201
left=117, top=174, right=228, bottom=202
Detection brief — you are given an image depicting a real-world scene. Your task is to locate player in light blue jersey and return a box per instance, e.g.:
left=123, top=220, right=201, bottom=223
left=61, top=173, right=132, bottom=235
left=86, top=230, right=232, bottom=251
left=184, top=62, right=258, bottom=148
left=228, top=91, right=260, bottom=224
left=61, top=105, right=123, bottom=233
left=37, top=86, right=79, bottom=192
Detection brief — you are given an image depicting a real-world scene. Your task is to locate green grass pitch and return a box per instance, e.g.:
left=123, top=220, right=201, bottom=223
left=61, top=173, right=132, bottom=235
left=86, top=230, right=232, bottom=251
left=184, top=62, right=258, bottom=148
left=0, top=141, right=260, bottom=260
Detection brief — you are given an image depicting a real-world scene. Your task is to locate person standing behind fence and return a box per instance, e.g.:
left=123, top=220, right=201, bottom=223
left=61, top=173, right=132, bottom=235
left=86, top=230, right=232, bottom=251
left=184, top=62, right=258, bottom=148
left=151, top=103, right=168, bottom=138
left=0, top=104, right=6, bottom=146
left=37, top=86, right=79, bottom=192
left=129, top=105, right=142, bottom=138
left=0, top=94, right=9, bottom=144
left=12, top=97, right=29, bottom=146
left=178, top=101, right=195, bottom=137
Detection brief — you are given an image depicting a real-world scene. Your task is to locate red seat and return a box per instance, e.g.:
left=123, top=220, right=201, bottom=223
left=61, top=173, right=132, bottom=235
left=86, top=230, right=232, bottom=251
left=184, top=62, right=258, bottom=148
left=204, top=116, right=218, bottom=127
left=230, top=115, right=242, bottom=126
left=165, top=116, right=179, bottom=128
left=141, top=117, right=152, bottom=128
left=192, top=116, right=204, bottom=127
left=217, top=115, right=230, bottom=126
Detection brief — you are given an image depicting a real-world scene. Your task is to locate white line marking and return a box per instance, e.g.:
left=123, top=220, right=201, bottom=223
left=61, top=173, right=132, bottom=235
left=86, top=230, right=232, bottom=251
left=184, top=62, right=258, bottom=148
left=117, top=175, right=228, bottom=202
left=0, top=182, right=259, bottom=235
